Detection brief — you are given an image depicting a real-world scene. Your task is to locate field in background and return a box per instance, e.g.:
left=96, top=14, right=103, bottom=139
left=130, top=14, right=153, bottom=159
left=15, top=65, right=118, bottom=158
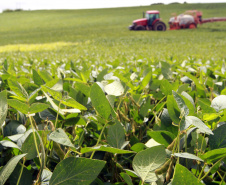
left=0, top=3, right=226, bottom=61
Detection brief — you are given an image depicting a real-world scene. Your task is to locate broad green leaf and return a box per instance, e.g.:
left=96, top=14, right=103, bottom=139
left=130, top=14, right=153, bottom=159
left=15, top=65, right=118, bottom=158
left=29, top=103, right=49, bottom=114
left=139, top=96, right=151, bottom=118
left=49, top=128, right=75, bottom=148
left=141, top=71, right=152, bottom=88
left=131, top=143, right=146, bottom=153
left=161, top=61, right=172, bottom=80
left=97, top=68, right=108, bottom=82
left=160, top=79, right=172, bottom=96
left=147, top=130, right=176, bottom=147
left=0, top=153, right=27, bottom=185
left=185, top=116, right=213, bottom=135
left=28, top=88, right=41, bottom=104
left=203, top=113, right=220, bottom=121
left=49, top=157, right=106, bottom=185
left=90, top=83, right=111, bottom=119
left=197, top=98, right=216, bottom=113
left=171, top=164, right=203, bottom=185
left=201, top=148, right=226, bottom=163
left=104, top=81, right=124, bottom=96
left=32, top=69, right=44, bottom=86
left=9, top=164, right=32, bottom=185
left=211, top=95, right=226, bottom=112
left=21, top=132, right=41, bottom=160
left=173, top=152, right=203, bottom=162
left=8, top=79, right=28, bottom=100
left=42, top=85, right=62, bottom=101
left=39, top=70, right=53, bottom=82
left=74, top=82, right=90, bottom=97
left=0, top=90, right=7, bottom=127
left=8, top=99, right=29, bottom=114
left=172, top=91, right=189, bottom=116
left=181, top=91, right=195, bottom=109
left=182, top=72, right=205, bottom=91
left=209, top=124, right=226, bottom=149
left=120, top=172, right=133, bottom=185
left=107, top=121, right=126, bottom=149
left=132, top=145, right=166, bottom=183
left=0, top=140, right=21, bottom=150
left=3, top=120, right=26, bottom=137
left=61, top=97, right=87, bottom=110
left=41, top=169, right=52, bottom=185
left=167, top=95, right=180, bottom=125
left=81, top=145, right=135, bottom=154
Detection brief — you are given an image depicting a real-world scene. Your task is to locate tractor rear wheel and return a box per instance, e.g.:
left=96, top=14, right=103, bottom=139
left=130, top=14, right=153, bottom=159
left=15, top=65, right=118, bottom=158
left=135, top=25, right=146, bottom=31
left=153, top=21, right=166, bottom=31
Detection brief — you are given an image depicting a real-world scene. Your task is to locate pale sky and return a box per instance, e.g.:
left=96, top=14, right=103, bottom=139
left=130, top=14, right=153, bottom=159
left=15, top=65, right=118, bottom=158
left=0, top=0, right=226, bottom=12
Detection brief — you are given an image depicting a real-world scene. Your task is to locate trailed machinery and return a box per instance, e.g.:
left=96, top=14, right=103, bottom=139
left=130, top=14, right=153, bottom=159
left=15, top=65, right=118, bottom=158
left=169, top=10, right=226, bottom=30
left=129, top=10, right=166, bottom=31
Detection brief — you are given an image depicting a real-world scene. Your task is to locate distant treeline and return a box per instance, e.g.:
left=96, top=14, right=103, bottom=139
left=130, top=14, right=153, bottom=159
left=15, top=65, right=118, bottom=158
left=151, top=2, right=187, bottom=5
left=2, top=9, right=23, bottom=13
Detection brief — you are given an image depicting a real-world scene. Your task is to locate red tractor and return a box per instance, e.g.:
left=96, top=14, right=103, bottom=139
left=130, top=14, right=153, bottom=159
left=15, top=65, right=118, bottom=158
left=129, top=10, right=166, bottom=31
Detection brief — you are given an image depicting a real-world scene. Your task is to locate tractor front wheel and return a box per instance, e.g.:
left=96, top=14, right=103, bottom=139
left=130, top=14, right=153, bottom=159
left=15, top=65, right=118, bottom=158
left=189, top=23, right=197, bottom=29
left=153, top=21, right=166, bottom=31
left=135, top=25, right=146, bottom=31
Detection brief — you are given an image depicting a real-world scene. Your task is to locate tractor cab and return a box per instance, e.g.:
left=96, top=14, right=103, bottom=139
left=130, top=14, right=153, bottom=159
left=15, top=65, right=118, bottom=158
left=145, top=10, right=160, bottom=26
left=129, top=10, right=166, bottom=31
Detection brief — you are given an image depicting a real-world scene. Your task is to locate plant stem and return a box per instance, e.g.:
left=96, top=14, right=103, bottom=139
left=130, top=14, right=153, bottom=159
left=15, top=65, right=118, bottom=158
left=199, top=156, right=226, bottom=181
left=55, top=100, right=62, bottom=128
left=16, top=157, right=25, bottom=185
left=90, top=121, right=108, bottom=159
left=198, top=163, right=207, bottom=179
left=29, top=115, right=42, bottom=167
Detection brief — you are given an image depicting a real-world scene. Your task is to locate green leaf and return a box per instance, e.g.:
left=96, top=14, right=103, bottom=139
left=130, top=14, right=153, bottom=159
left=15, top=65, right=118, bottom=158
left=42, top=85, right=62, bottom=101
left=167, top=95, right=180, bottom=125
left=160, top=79, right=172, bottom=96
left=8, top=79, right=28, bottom=100
left=132, top=145, right=166, bottom=183
left=131, top=143, right=146, bottom=153
left=173, top=153, right=203, bottom=162
left=61, top=97, right=87, bottom=110
left=203, top=113, right=220, bottom=121
left=201, top=148, right=226, bottom=163
left=49, top=157, right=106, bottom=185
left=74, top=82, right=90, bottom=97
left=90, top=83, right=111, bottom=119
left=147, top=130, right=176, bottom=147
left=39, top=70, right=53, bottom=82
left=0, top=153, right=27, bottom=185
left=21, top=132, right=41, bottom=160
left=81, top=145, right=135, bottom=154
left=41, top=169, right=52, bottom=185
left=29, top=103, right=50, bottom=114
left=197, top=98, right=216, bottom=113
left=3, top=120, right=26, bottom=137
left=0, top=90, right=7, bottom=127
left=8, top=99, right=29, bottom=114
left=139, top=96, right=151, bottom=118
left=185, top=116, right=213, bottom=135
left=0, top=140, right=21, bottom=150
left=9, top=164, right=32, bottom=185
left=182, top=72, right=205, bottom=91
left=120, top=172, right=133, bottom=185
left=171, top=164, right=203, bottom=185
left=107, top=121, right=126, bottom=149
left=49, top=128, right=75, bottom=148
left=32, top=69, right=44, bottom=86
left=141, top=71, right=152, bottom=88
left=172, top=91, right=189, bottom=116
left=211, top=95, right=226, bottom=112
left=161, top=61, right=172, bottom=80
left=209, top=124, right=226, bottom=149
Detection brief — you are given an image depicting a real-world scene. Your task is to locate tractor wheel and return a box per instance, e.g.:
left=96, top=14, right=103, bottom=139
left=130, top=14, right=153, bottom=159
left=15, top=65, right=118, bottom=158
left=189, top=23, right=197, bottom=29
left=153, top=21, right=166, bottom=31
left=135, top=25, right=146, bottom=31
